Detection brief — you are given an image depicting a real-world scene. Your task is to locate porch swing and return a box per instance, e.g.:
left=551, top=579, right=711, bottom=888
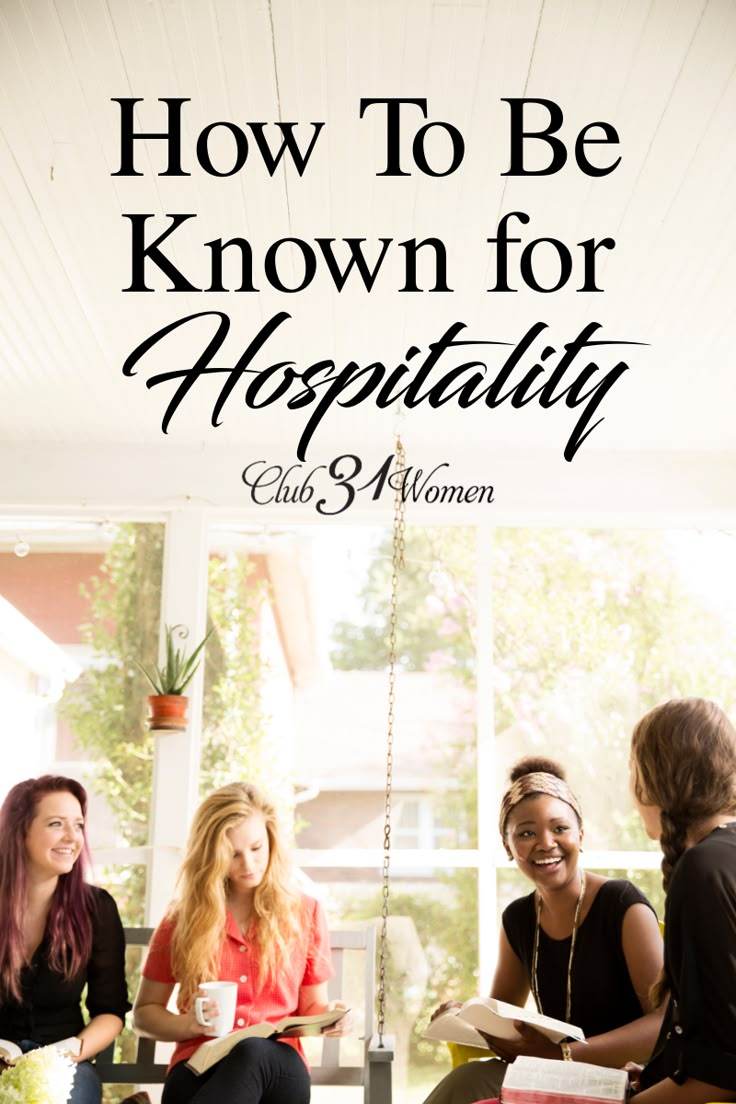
left=96, top=443, right=406, bottom=1102
left=297, top=434, right=406, bottom=1104
left=314, top=437, right=406, bottom=1103
left=369, top=431, right=407, bottom=1104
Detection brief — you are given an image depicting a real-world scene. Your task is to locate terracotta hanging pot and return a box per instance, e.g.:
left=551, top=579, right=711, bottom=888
left=138, top=624, right=214, bottom=731
left=147, top=694, right=189, bottom=731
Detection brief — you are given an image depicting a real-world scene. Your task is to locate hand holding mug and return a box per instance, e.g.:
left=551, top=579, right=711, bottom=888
left=194, top=981, right=238, bottom=1037
left=190, top=995, right=216, bottom=1036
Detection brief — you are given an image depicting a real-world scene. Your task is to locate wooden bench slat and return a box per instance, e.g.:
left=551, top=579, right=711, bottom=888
left=101, top=924, right=392, bottom=1104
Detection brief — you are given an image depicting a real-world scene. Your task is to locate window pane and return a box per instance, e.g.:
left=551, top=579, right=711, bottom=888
left=205, top=522, right=479, bottom=1102
left=203, top=535, right=289, bottom=804
left=0, top=519, right=164, bottom=924
left=323, top=867, right=479, bottom=1104
left=492, top=528, right=736, bottom=855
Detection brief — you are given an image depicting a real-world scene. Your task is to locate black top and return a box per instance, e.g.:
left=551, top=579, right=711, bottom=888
left=0, top=885, right=130, bottom=1045
left=503, top=878, right=654, bottom=1036
left=640, top=823, right=736, bottom=1092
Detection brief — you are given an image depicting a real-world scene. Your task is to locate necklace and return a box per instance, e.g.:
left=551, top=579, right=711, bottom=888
left=530, top=869, right=586, bottom=1023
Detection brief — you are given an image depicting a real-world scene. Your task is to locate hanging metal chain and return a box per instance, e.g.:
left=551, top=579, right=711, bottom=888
left=377, top=434, right=406, bottom=1046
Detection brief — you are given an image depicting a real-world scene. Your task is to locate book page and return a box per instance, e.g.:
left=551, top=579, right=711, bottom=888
left=422, top=1008, right=490, bottom=1048
left=502, top=1056, right=628, bottom=1101
left=275, top=1008, right=348, bottom=1035
left=0, top=1040, right=22, bottom=1063
left=0, top=1037, right=81, bottom=1067
left=460, top=997, right=585, bottom=1044
left=187, top=1008, right=350, bottom=1074
left=187, top=1023, right=276, bottom=1074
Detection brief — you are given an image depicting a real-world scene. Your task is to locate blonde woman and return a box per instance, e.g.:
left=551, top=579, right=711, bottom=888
left=133, top=783, right=349, bottom=1104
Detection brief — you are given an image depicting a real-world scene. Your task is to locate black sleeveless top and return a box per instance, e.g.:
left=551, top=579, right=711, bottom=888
left=502, top=878, right=655, bottom=1037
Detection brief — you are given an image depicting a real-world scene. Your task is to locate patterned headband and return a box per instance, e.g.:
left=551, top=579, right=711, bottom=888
left=499, top=772, right=583, bottom=839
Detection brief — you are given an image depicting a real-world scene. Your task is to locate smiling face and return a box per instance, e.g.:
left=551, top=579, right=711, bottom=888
left=505, top=793, right=583, bottom=891
left=226, top=813, right=270, bottom=899
left=25, top=790, right=85, bottom=881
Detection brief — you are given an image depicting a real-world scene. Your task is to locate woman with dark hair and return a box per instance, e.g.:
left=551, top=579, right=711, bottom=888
left=0, top=774, right=129, bottom=1104
left=627, top=697, right=736, bottom=1102
left=133, top=781, right=350, bottom=1104
left=421, top=757, right=664, bottom=1104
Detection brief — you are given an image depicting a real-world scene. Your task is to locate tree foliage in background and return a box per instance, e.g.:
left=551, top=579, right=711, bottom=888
left=203, top=553, right=293, bottom=813
left=330, top=528, right=476, bottom=679
left=58, top=526, right=277, bottom=1102
left=330, top=526, right=736, bottom=1064
left=58, top=525, right=274, bottom=924
left=58, top=524, right=164, bottom=874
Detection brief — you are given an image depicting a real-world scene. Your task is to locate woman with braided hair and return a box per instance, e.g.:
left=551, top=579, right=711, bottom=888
left=421, top=756, right=664, bottom=1104
left=626, top=698, right=736, bottom=1102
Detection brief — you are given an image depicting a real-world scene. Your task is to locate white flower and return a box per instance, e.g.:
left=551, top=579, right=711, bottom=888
left=0, top=1045, right=77, bottom=1104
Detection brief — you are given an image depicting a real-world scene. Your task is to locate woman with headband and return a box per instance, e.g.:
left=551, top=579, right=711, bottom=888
left=421, top=757, right=664, bottom=1104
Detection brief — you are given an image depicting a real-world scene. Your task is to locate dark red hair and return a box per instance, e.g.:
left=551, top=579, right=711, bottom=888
left=0, top=775, right=95, bottom=1001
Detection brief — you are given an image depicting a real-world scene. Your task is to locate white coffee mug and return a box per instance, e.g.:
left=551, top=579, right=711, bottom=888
left=194, top=981, right=238, bottom=1037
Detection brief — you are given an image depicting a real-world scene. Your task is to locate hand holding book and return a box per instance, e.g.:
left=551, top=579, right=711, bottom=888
left=0, top=1040, right=22, bottom=1065
left=480, top=1018, right=574, bottom=1065
left=422, top=996, right=584, bottom=1055
left=621, top=1061, right=643, bottom=1096
left=186, top=1006, right=351, bottom=1074
left=0, top=1037, right=81, bottom=1066
left=318, top=1000, right=352, bottom=1037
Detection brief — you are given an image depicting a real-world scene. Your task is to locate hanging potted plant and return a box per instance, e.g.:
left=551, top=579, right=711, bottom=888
left=137, top=623, right=214, bottom=730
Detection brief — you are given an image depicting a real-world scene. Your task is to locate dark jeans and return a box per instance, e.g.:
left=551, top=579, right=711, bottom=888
left=20, top=1040, right=102, bottom=1104
left=162, top=1037, right=311, bottom=1104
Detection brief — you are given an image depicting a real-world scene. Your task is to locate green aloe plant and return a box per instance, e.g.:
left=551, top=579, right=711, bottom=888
left=137, top=623, right=214, bottom=696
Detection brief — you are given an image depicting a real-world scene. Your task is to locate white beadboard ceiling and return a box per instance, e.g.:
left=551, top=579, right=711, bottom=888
left=0, top=0, right=734, bottom=516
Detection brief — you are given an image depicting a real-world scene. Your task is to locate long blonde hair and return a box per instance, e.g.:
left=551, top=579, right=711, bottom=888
left=170, top=782, right=301, bottom=1006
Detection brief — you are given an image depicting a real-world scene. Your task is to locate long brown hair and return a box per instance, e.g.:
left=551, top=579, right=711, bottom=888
left=631, top=698, right=736, bottom=892
left=0, top=776, right=94, bottom=1000
left=631, top=698, right=736, bottom=1006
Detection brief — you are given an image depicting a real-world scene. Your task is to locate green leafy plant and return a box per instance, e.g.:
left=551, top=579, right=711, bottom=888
left=136, top=622, right=214, bottom=695
left=58, top=524, right=272, bottom=906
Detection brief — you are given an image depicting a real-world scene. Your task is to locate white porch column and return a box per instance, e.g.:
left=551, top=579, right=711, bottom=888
left=476, top=522, right=497, bottom=990
left=145, top=510, right=209, bottom=925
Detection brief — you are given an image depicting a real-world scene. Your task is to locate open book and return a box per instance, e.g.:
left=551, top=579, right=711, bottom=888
left=501, top=1055, right=628, bottom=1103
left=0, top=1037, right=81, bottom=1065
left=186, top=1008, right=349, bottom=1074
left=422, top=997, right=585, bottom=1050
left=0, top=1040, right=21, bottom=1064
